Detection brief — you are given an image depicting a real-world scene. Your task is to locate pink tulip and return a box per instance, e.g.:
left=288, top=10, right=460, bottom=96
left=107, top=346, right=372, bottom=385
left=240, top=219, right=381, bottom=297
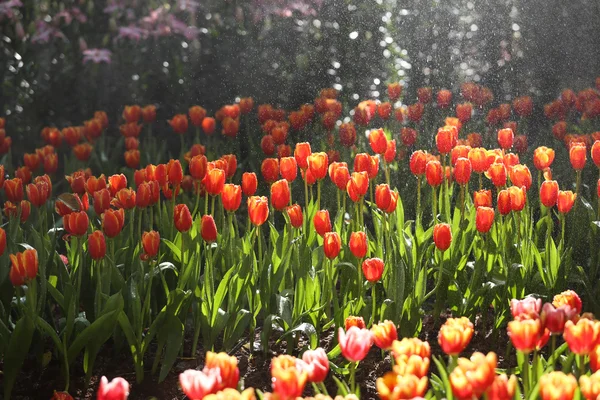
left=338, top=326, right=373, bottom=362
left=301, top=348, right=330, bottom=383
left=97, top=376, right=129, bottom=400
left=179, top=369, right=219, bottom=400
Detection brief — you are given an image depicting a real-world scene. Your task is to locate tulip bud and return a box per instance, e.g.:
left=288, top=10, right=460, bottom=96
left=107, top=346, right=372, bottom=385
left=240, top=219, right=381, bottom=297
left=349, top=231, right=368, bottom=259
left=102, top=208, right=125, bottom=238
left=142, top=231, right=160, bottom=259
left=313, top=210, right=331, bottom=237
left=88, top=230, right=106, bottom=260
left=248, top=196, right=269, bottom=226
left=270, top=179, right=291, bottom=211
left=433, top=223, right=452, bottom=252
left=475, top=206, right=495, bottom=233
left=362, top=257, right=384, bottom=282
left=285, top=204, right=303, bottom=229
left=323, top=232, right=341, bottom=260
left=9, top=249, right=38, bottom=286
left=173, top=204, right=193, bottom=232
left=372, top=320, right=398, bottom=350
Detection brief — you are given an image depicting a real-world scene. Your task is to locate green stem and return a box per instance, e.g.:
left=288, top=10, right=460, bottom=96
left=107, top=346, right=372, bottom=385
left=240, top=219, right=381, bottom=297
left=432, top=185, right=438, bottom=224
left=370, top=283, right=377, bottom=327
left=349, top=361, right=357, bottom=394
left=317, top=180, right=322, bottom=211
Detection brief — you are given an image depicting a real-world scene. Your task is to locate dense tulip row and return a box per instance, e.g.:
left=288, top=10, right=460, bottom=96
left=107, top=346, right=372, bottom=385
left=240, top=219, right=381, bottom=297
left=2, top=77, right=600, bottom=398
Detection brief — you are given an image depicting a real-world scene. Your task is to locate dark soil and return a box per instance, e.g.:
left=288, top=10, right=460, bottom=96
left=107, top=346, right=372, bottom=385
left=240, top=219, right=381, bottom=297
left=7, top=309, right=523, bottom=400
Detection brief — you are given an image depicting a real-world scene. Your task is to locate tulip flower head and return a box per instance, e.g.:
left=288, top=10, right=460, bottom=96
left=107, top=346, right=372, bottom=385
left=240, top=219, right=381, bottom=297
left=97, top=376, right=130, bottom=400
left=338, top=326, right=373, bottom=362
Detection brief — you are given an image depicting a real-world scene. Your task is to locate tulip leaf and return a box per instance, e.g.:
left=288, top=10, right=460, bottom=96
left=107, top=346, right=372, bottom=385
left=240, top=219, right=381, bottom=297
left=3, top=315, right=35, bottom=400
left=158, top=314, right=184, bottom=383
left=161, top=238, right=181, bottom=262
left=278, top=322, right=318, bottom=349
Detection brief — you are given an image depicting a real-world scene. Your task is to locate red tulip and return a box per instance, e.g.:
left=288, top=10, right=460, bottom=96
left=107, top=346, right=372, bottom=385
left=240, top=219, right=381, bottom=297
left=371, top=320, right=398, bottom=350
left=201, top=117, right=216, bottom=135
left=426, top=160, right=443, bottom=187
left=497, top=189, right=511, bottom=215
left=279, top=157, right=298, bottom=182
left=473, top=190, right=492, bottom=208
left=286, top=204, right=303, bottom=228
left=557, top=191, right=576, bottom=214
left=375, top=184, right=392, bottom=210
left=142, top=105, right=156, bottom=123
left=313, top=210, right=331, bottom=237
left=102, top=208, right=125, bottom=238
left=307, top=152, right=328, bottom=181
left=487, top=162, right=507, bottom=187
left=454, top=158, right=472, bottom=185
left=410, top=151, right=428, bottom=176
left=142, top=231, right=160, bottom=259
left=362, top=257, right=384, bottom=282
left=401, top=127, right=417, bottom=147
left=476, top=207, right=495, bottom=233
left=384, top=139, right=397, bottom=163
left=347, top=171, right=369, bottom=202
left=63, top=211, right=89, bottom=236
left=261, top=158, right=279, bottom=183
left=0, top=227, right=5, bottom=257
left=570, top=143, right=587, bottom=170
left=222, top=184, right=242, bottom=212
left=323, top=232, right=341, bottom=260
left=509, top=164, right=532, bottom=191
left=270, top=179, right=291, bottom=211
left=241, top=172, right=258, bottom=196
left=533, top=146, right=555, bottom=171
left=168, top=114, right=188, bottom=134
left=3, top=178, right=23, bottom=202
left=369, top=128, right=388, bottom=154
left=88, top=230, right=106, bottom=260
left=436, top=126, right=457, bottom=154
left=203, top=168, right=226, bottom=196
left=173, top=204, right=193, bottom=232
left=508, top=186, right=526, bottom=212
left=497, top=128, right=514, bottom=150
left=189, top=105, right=207, bottom=127
left=201, top=215, right=218, bottom=242
left=349, top=231, right=368, bottom=259
left=433, top=223, right=452, bottom=251
left=294, top=142, right=312, bottom=170
left=329, top=162, right=351, bottom=191
left=437, top=89, right=452, bottom=108
left=540, top=180, right=559, bottom=208
left=248, top=196, right=269, bottom=226
left=9, top=248, right=38, bottom=286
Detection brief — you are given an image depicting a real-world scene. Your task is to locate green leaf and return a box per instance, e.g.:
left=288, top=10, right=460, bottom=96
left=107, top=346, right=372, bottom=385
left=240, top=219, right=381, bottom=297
left=158, top=314, right=184, bottom=383
left=3, top=315, right=35, bottom=399
left=278, top=322, right=318, bottom=349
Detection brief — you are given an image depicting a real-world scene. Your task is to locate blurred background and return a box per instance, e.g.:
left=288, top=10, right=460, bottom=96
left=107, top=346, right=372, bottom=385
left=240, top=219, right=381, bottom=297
left=1, top=0, right=599, bottom=135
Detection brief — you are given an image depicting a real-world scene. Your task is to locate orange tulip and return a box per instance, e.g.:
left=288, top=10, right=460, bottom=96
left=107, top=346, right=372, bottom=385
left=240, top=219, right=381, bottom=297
left=347, top=171, right=369, bottom=202
left=349, top=231, right=368, bottom=259
left=509, top=164, right=532, bottom=191
left=453, top=158, right=472, bottom=185
left=508, top=317, right=542, bottom=353
left=189, top=155, right=208, bottom=181
left=539, top=372, right=577, bottom=400
left=88, top=230, right=106, bottom=260
left=371, top=320, right=398, bottom=350
left=286, top=204, right=303, bottom=228
left=241, top=172, right=258, bottom=196
left=323, top=232, right=341, bottom=260
left=279, top=157, right=297, bottom=182
left=313, top=210, right=331, bottom=237
left=63, top=211, right=89, bottom=236
left=3, top=178, right=23, bottom=202
left=345, top=316, right=366, bottom=330
left=169, top=114, right=188, bottom=134
left=391, top=337, right=431, bottom=360
left=564, top=318, right=600, bottom=354
left=451, top=145, right=470, bottom=166
left=377, top=102, right=392, bottom=120
left=124, top=149, right=140, bottom=168
left=449, top=352, right=497, bottom=400
left=239, top=98, right=254, bottom=114
left=553, top=290, right=582, bottom=314
left=201, top=215, right=218, bottom=242
left=329, top=162, right=350, bottom=191
left=173, top=204, right=193, bottom=232
left=102, top=208, right=125, bottom=238
left=189, top=105, right=207, bottom=127
left=204, top=351, right=240, bottom=391
left=580, top=371, right=600, bottom=400
left=592, top=140, right=600, bottom=168
left=433, top=223, right=452, bottom=252
left=142, top=231, right=160, bottom=259
left=369, top=128, right=388, bottom=154
left=438, top=317, right=474, bottom=355
left=540, top=180, right=559, bottom=208
left=487, top=162, right=507, bottom=187
left=533, top=146, right=555, bottom=171
left=375, top=184, right=392, bottom=210
left=201, top=117, right=216, bottom=135
left=377, top=372, right=428, bottom=400
left=141, top=105, right=156, bottom=123
left=270, top=179, right=291, bottom=211
left=570, top=143, right=587, bottom=170
left=248, top=196, right=269, bottom=226
left=387, top=82, right=402, bottom=101
left=294, top=142, right=312, bottom=170
left=426, top=160, right=443, bottom=187
left=384, top=139, right=396, bottom=163
left=437, top=89, right=452, bottom=108
left=203, top=168, right=226, bottom=196
left=485, top=374, right=517, bottom=400
left=393, top=354, right=430, bottom=378
left=407, top=102, right=424, bottom=122
left=362, top=257, right=384, bottom=282
left=261, top=158, right=279, bottom=183
left=5, top=200, right=30, bottom=222
left=456, top=102, right=472, bottom=123
left=473, top=189, right=492, bottom=208
left=436, top=125, right=458, bottom=154
left=476, top=206, right=495, bottom=233
left=506, top=186, right=525, bottom=212
left=497, top=128, right=514, bottom=150
left=270, top=355, right=307, bottom=399
left=221, top=184, right=242, bottom=212
left=9, top=248, right=38, bottom=286
left=410, top=151, right=428, bottom=176
left=557, top=190, right=576, bottom=214
left=123, top=105, right=141, bottom=123
left=26, top=179, right=51, bottom=208
left=386, top=191, right=399, bottom=214
left=307, top=152, right=328, bottom=181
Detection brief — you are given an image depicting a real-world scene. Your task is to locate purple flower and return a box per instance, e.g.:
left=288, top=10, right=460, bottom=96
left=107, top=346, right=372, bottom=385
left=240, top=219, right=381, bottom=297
left=31, top=21, right=66, bottom=44
left=0, top=0, right=22, bottom=21
left=82, top=48, right=112, bottom=64
left=116, top=25, right=148, bottom=41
